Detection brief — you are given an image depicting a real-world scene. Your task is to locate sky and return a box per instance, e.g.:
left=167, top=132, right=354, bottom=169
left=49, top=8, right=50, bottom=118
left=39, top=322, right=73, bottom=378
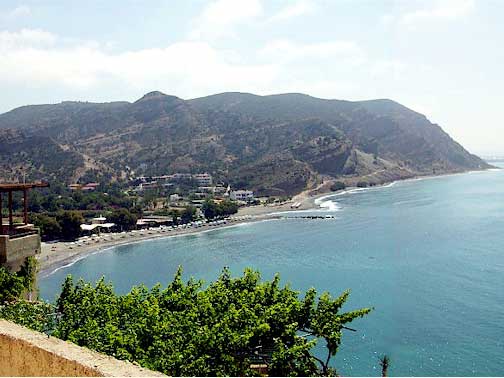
left=0, top=0, right=502, bottom=155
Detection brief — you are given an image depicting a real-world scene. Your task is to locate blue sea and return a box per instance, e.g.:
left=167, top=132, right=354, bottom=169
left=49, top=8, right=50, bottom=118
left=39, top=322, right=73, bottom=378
left=39, top=165, right=504, bottom=376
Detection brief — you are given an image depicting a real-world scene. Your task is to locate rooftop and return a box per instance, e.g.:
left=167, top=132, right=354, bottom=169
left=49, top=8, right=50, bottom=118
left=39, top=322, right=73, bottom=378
left=0, top=182, right=49, bottom=193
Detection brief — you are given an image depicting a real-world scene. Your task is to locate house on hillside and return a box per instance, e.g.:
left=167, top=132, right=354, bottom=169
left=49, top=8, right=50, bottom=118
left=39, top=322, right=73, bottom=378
left=230, top=190, right=254, bottom=202
left=194, top=173, right=213, bottom=186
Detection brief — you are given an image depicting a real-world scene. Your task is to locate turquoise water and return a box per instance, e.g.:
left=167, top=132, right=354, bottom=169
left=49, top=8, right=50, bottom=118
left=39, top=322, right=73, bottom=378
left=39, top=166, right=504, bottom=376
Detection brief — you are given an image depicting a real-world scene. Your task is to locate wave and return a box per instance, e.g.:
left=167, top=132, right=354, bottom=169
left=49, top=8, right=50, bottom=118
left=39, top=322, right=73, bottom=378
left=39, top=220, right=277, bottom=278
left=318, top=199, right=342, bottom=212
left=40, top=246, right=116, bottom=278
left=393, top=198, right=432, bottom=206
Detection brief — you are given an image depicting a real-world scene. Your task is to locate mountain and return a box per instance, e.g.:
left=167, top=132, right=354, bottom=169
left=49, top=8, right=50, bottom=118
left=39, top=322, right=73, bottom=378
left=0, top=91, right=491, bottom=195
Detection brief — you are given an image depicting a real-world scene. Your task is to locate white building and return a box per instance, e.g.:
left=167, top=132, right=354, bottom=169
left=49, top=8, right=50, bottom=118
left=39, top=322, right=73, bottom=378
left=194, top=173, right=213, bottom=186
left=169, top=194, right=181, bottom=202
left=230, top=190, right=254, bottom=202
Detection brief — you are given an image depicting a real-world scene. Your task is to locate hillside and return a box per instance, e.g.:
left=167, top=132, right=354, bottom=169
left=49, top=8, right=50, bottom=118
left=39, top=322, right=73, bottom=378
left=0, top=91, right=491, bottom=195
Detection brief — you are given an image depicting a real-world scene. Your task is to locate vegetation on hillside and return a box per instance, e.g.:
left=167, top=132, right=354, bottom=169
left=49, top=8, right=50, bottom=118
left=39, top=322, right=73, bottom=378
left=0, top=92, right=490, bottom=196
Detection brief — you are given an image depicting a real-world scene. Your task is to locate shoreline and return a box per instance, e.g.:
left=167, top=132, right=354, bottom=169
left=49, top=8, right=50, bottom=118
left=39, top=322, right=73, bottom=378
left=37, top=215, right=276, bottom=277
left=37, top=167, right=499, bottom=277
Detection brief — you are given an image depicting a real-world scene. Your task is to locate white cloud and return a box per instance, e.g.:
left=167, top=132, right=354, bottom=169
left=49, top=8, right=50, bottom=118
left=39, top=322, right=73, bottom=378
left=4, top=5, right=31, bottom=18
left=400, top=0, right=475, bottom=26
left=189, top=0, right=263, bottom=41
left=0, top=29, right=57, bottom=50
left=268, top=0, right=316, bottom=22
left=0, top=30, right=278, bottom=94
left=260, top=39, right=365, bottom=64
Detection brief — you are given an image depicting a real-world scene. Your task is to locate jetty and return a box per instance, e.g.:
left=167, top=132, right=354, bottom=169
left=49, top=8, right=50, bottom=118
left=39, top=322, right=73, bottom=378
left=281, top=215, right=336, bottom=220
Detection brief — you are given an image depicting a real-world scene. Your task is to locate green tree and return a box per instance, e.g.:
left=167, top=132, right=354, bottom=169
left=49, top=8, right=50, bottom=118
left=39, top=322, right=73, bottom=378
left=170, top=209, right=181, bottom=225
left=52, top=268, right=371, bottom=376
left=31, top=214, right=62, bottom=241
left=57, top=211, right=84, bottom=240
left=0, top=257, right=38, bottom=303
left=202, top=199, right=238, bottom=219
left=330, top=181, right=346, bottom=192
left=202, top=199, right=218, bottom=219
left=218, top=199, right=239, bottom=217
left=0, top=267, right=25, bottom=303
left=180, top=206, right=196, bottom=224
left=109, top=208, right=137, bottom=231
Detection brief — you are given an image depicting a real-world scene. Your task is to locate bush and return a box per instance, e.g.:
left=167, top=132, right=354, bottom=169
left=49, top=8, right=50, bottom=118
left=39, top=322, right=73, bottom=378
left=52, top=268, right=371, bottom=376
left=330, top=181, right=346, bottom=192
left=202, top=199, right=238, bottom=219
left=357, top=181, right=369, bottom=188
left=108, top=208, right=137, bottom=231
left=31, top=214, right=62, bottom=241
left=0, top=267, right=25, bottom=303
left=56, top=211, right=84, bottom=240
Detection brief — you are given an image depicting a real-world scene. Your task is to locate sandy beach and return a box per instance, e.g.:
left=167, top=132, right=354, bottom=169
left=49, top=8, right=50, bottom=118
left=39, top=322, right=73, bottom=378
left=37, top=167, right=495, bottom=277
left=37, top=189, right=328, bottom=276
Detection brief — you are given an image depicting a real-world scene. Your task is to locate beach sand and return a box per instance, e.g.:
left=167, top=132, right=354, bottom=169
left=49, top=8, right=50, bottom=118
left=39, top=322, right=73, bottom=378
left=37, top=190, right=328, bottom=276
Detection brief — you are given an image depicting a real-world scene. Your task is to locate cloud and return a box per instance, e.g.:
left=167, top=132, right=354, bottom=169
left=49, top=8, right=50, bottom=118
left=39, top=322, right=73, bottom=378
left=268, top=0, right=316, bottom=22
left=0, top=29, right=57, bottom=50
left=189, top=0, right=263, bottom=41
left=3, top=5, right=31, bottom=18
left=0, top=29, right=278, bottom=95
left=260, top=39, right=365, bottom=64
left=399, top=0, right=475, bottom=26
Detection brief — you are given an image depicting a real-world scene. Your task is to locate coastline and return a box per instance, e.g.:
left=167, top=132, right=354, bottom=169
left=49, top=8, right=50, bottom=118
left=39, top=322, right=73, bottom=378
left=38, top=215, right=275, bottom=277
left=37, top=166, right=498, bottom=277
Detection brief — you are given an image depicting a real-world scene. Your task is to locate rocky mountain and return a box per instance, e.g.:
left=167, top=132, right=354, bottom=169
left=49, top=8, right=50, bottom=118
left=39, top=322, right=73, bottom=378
left=0, top=91, right=491, bottom=195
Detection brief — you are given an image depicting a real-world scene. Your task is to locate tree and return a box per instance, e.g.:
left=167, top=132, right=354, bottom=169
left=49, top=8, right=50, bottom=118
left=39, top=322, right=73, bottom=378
left=330, top=181, right=346, bottom=192
left=180, top=206, right=196, bottom=224
left=31, top=214, right=62, bottom=241
left=52, top=268, right=371, bottom=376
left=109, top=208, right=137, bottom=231
left=202, top=199, right=218, bottom=219
left=0, top=257, right=38, bottom=303
left=202, top=199, right=239, bottom=219
left=218, top=199, right=239, bottom=216
left=170, top=209, right=181, bottom=225
left=0, top=267, right=25, bottom=303
left=56, top=211, right=84, bottom=240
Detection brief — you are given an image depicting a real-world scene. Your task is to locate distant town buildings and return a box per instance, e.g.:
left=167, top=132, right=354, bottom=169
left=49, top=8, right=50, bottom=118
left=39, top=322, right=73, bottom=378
left=230, top=190, right=254, bottom=202
left=169, top=194, right=181, bottom=202
left=133, top=173, right=213, bottom=193
left=194, top=173, right=212, bottom=186
left=69, top=183, right=100, bottom=191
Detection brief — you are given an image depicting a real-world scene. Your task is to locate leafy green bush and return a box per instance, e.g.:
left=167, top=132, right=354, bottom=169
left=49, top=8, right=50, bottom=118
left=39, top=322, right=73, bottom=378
left=56, top=211, right=84, bottom=240
left=330, top=181, right=346, bottom=192
left=0, top=267, right=25, bottom=303
left=108, top=208, right=137, bottom=231
left=52, top=268, right=371, bottom=376
left=0, top=300, right=56, bottom=333
left=1, top=265, right=371, bottom=376
left=202, top=199, right=239, bottom=219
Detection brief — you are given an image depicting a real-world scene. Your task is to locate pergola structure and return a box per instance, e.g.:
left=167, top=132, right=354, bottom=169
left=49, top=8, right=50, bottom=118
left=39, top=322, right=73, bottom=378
left=0, top=182, right=49, bottom=235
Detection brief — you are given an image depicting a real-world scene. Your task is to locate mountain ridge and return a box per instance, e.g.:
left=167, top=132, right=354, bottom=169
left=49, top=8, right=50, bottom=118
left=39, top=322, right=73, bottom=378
left=0, top=91, right=491, bottom=195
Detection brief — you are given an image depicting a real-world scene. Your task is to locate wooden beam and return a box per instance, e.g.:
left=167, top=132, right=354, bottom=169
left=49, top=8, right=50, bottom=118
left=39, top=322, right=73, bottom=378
left=0, top=192, right=3, bottom=234
left=23, top=188, right=28, bottom=225
left=8, top=190, right=13, bottom=231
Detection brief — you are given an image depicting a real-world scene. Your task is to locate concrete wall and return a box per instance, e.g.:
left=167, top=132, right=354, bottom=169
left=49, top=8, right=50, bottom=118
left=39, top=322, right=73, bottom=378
left=0, top=320, right=165, bottom=377
left=0, top=233, right=40, bottom=271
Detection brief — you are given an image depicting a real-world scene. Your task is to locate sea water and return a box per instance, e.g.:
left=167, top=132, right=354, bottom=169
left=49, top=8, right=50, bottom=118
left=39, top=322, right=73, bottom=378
left=39, top=165, right=504, bottom=376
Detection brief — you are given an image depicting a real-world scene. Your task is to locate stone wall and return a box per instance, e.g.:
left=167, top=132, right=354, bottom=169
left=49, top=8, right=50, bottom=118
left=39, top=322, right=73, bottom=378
left=0, top=320, right=165, bottom=377
left=0, top=233, right=41, bottom=271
